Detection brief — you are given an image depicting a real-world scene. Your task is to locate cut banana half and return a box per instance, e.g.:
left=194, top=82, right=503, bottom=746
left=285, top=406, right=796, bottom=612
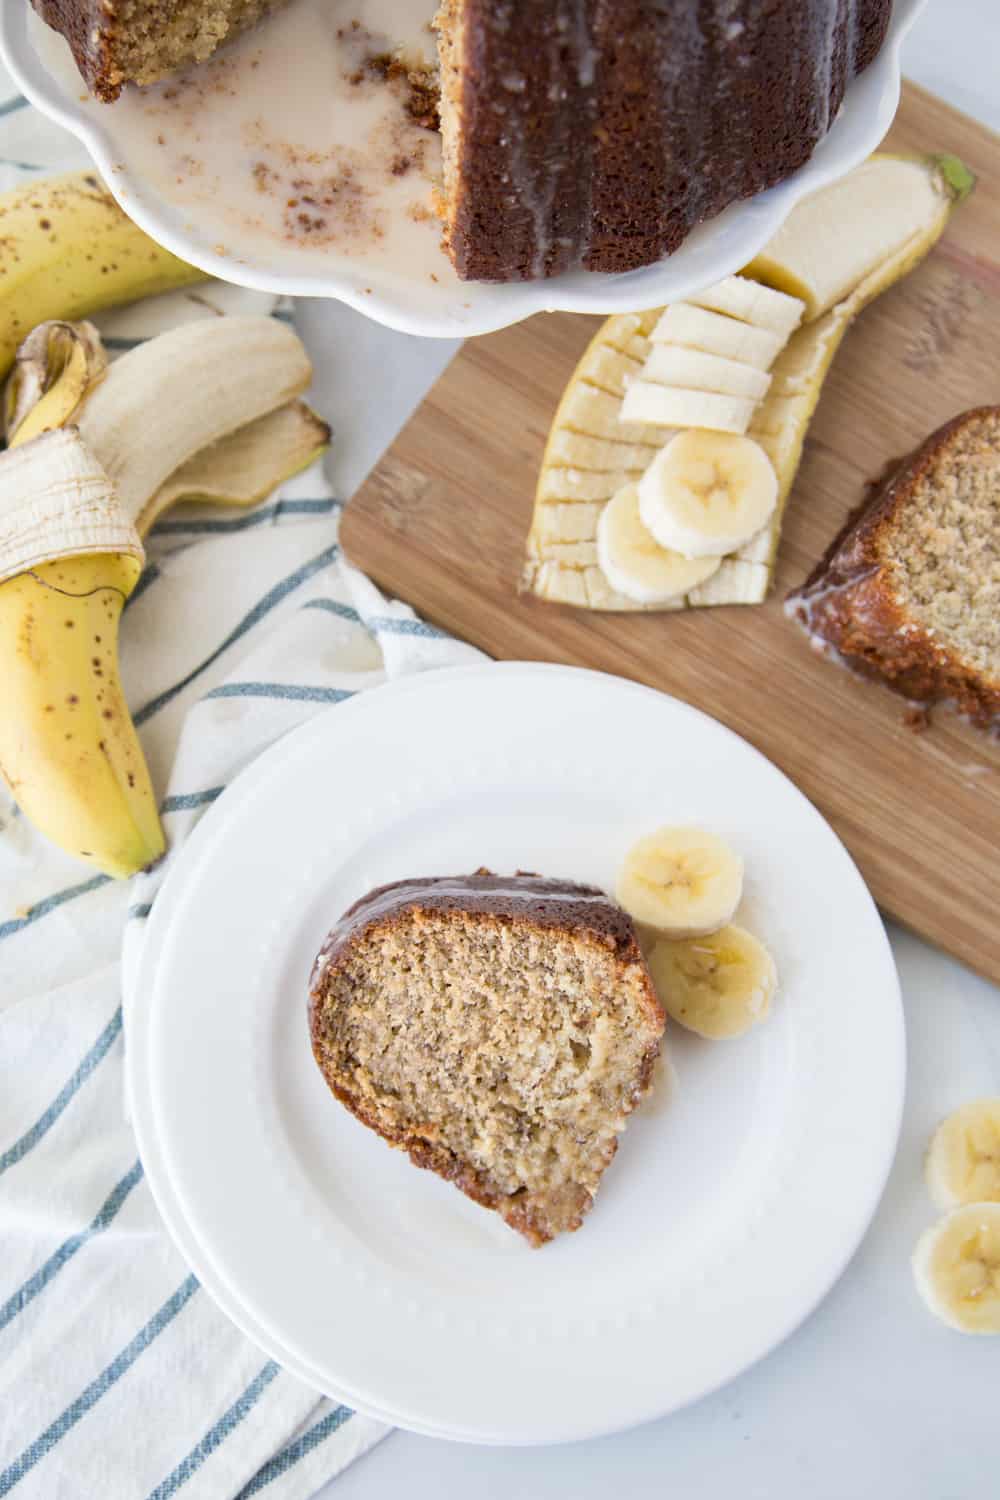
left=638, top=431, right=778, bottom=560
left=596, top=485, right=720, bottom=605
left=925, top=1099, right=1000, bottom=1212
left=616, top=825, right=743, bottom=938
left=912, top=1204, right=1000, bottom=1335
left=522, top=152, right=972, bottom=612
left=646, top=924, right=777, bottom=1040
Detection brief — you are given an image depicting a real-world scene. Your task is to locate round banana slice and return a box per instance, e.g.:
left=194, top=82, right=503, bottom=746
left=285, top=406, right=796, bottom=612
left=646, top=924, right=776, bottom=1040
left=616, top=825, right=743, bottom=937
left=638, top=430, right=778, bottom=559
left=596, top=484, right=720, bottom=605
left=912, top=1204, right=1000, bottom=1335
left=925, top=1099, right=1000, bottom=1211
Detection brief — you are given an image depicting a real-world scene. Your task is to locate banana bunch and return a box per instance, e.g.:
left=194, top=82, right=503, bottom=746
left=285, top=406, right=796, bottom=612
left=913, top=1099, right=1000, bottom=1334
left=0, top=171, right=207, bottom=383
left=0, top=315, right=330, bottom=878
left=616, top=825, right=776, bottom=1041
left=524, top=152, right=974, bottom=611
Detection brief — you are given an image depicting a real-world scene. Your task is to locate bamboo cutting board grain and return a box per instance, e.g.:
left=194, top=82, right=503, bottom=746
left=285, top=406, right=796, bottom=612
left=342, top=83, right=1000, bottom=985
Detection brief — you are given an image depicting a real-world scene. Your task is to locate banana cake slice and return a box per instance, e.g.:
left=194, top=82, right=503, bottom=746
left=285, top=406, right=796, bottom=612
left=786, top=406, right=1000, bottom=732
left=308, top=872, right=665, bottom=1246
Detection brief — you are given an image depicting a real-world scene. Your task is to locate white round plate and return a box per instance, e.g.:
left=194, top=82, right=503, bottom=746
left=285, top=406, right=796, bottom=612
left=127, top=663, right=904, bottom=1444
left=1, top=0, right=925, bottom=337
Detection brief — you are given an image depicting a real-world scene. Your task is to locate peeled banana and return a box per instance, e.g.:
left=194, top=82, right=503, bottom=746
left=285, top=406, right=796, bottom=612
left=0, top=313, right=329, bottom=878
left=646, top=924, right=777, bottom=1040
left=925, top=1099, right=1000, bottom=1211
left=0, top=171, right=205, bottom=382
left=596, top=485, right=720, bottom=605
left=912, top=1204, right=1000, bottom=1335
left=616, top=826, right=744, bottom=938
left=523, top=151, right=972, bottom=611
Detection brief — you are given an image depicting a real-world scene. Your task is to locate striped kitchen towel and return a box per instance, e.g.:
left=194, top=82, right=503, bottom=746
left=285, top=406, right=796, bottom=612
left=0, top=65, right=482, bottom=1500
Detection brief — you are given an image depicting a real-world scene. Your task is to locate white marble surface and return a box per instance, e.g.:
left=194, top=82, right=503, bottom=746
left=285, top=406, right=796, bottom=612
left=302, top=4, right=1000, bottom=1493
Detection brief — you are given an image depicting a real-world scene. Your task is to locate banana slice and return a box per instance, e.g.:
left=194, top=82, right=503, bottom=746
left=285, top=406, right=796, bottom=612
left=912, top=1204, right=1000, bottom=1335
left=925, top=1099, right=1000, bottom=1211
left=637, top=430, right=778, bottom=559
left=650, top=303, right=785, bottom=370
left=687, top=275, right=805, bottom=338
left=617, top=825, right=743, bottom=937
left=596, top=485, right=720, bottom=605
left=641, top=345, right=772, bottom=403
left=647, top=925, right=776, bottom=1040
left=620, top=381, right=755, bottom=435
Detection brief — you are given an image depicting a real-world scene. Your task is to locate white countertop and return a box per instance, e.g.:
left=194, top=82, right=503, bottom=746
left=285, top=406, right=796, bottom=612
left=304, top=4, right=1000, bottom=1493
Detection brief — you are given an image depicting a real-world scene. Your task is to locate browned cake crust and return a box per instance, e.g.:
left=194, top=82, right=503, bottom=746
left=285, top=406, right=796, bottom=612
left=786, top=407, right=1000, bottom=731
left=309, top=873, right=665, bottom=1246
left=438, top=0, right=893, bottom=282
left=32, top=0, right=118, bottom=99
left=32, top=0, right=289, bottom=101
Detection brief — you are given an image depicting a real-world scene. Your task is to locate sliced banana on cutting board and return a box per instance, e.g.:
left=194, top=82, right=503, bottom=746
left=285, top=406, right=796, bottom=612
left=617, top=826, right=744, bottom=938
left=638, top=431, right=778, bottom=559
left=925, top=1099, right=1000, bottom=1211
left=523, top=152, right=972, bottom=611
left=912, top=1204, right=1000, bottom=1335
left=597, top=485, right=721, bottom=605
left=646, top=924, right=777, bottom=1040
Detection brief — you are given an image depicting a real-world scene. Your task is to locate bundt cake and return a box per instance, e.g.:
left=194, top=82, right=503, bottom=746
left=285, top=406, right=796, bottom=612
left=33, top=0, right=895, bottom=282
left=786, top=407, right=1000, bottom=732
left=308, top=872, right=665, bottom=1245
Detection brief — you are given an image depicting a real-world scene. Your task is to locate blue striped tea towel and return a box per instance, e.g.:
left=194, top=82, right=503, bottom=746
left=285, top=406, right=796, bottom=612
left=0, top=66, right=483, bottom=1500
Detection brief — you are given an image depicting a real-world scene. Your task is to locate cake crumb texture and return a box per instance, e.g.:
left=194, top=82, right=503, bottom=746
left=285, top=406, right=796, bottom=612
left=309, top=875, right=665, bottom=1245
left=787, top=406, right=1000, bottom=730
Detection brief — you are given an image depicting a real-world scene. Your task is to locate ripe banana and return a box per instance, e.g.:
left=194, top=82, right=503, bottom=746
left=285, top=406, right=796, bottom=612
left=0, top=171, right=205, bottom=383
left=912, top=1203, right=1000, bottom=1335
left=596, top=485, right=720, bottom=605
left=0, top=315, right=328, bottom=877
left=646, top=924, right=777, bottom=1040
left=638, top=431, right=778, bottom=559
left=524, top=151, right=972, bottom=611
left=616, top=825, right=743, bottom=937
left=0, top=430, right=163, bottom=878
left=925, top=1099, right=1000, bottom=1211
left=650, top=304, right=785, bottom=371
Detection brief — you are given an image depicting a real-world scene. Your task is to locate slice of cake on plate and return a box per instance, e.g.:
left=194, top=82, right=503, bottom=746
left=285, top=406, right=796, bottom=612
left=309, top=872, right=665, bottom=1246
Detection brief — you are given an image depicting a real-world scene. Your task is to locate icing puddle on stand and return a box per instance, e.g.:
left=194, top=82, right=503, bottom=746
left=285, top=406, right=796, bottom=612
left=32, top=0, right=453, bottom=289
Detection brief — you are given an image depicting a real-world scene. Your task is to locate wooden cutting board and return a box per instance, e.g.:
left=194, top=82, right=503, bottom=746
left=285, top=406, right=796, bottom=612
left=342, top=82, right=1000, bottom=986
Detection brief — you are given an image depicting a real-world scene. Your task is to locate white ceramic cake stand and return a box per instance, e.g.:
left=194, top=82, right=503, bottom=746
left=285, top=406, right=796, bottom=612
left=0, top=0, right=925, bottom=336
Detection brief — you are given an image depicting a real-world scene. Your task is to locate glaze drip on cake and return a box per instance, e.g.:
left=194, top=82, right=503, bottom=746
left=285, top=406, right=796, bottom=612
left=32, top=0, right=894, bottom=283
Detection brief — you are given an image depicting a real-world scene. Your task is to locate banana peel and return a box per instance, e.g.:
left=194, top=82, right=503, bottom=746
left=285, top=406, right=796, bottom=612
left=523, top=151, right=974, bottom=611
